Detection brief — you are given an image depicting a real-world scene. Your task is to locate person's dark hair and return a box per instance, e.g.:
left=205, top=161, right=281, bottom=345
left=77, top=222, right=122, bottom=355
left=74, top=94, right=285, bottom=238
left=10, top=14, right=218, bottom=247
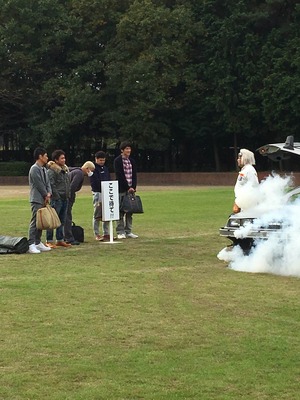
left=120, top=141, right=132, bottom=151
left=33, top=147, right=47, bottom=161
left=52, top=149, right=65, bottom=161
left=95, top=151, right=107, bottom=159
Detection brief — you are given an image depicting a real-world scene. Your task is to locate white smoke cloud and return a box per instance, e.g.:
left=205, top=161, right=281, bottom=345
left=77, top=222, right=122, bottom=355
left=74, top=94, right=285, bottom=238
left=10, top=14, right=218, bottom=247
left=218, top=173, right=300, bottom=277
left=236, top=173, right=293, bottom=214
left=232, top=222, right=254, bottom=239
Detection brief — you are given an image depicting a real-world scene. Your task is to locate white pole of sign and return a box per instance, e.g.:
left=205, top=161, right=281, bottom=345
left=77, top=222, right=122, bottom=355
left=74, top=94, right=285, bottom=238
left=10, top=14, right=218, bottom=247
left=101, top=181, right=121, bottom=244
left=109, top=220, right=114, bottom=243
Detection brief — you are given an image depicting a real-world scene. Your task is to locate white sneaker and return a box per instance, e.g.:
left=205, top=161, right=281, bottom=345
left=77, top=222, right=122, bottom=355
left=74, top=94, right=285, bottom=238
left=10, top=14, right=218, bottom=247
left=28, top=244, right=41, bottom=254
left=117, top=234, right=126, bottom=239
left=126, top=233, right=138, bottom=239
left=36, top=242, right=51, bottom=252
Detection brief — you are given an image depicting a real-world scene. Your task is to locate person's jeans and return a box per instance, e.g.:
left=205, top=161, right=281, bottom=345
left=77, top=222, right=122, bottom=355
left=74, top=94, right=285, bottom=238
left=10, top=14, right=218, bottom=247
left=116, top=192, right=133, bottom=235
left=92, top=192, right=109, bottom=236
left=46, top=198, right=68, bottom=242
left=64, top=197, right=75, bottom=242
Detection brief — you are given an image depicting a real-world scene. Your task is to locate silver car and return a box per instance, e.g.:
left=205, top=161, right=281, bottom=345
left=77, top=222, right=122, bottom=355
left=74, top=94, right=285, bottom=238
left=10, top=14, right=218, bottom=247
left=219, top=136, right=300, bottom=254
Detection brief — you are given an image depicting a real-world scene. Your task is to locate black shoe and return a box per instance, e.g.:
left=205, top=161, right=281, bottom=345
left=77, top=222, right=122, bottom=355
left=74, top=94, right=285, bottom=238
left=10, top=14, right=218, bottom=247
left=66, top=240, right=80, bottom=245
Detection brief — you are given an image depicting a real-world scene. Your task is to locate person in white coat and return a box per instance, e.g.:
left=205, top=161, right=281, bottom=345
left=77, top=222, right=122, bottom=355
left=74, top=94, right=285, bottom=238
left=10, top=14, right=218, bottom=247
left=233, top=149, right=259, bottom=213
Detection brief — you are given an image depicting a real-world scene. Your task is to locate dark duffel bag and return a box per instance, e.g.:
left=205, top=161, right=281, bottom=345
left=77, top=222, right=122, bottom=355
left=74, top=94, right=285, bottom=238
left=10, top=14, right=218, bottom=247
left=72, top=222, right=84, bottom=243
left=120, top=193, right=144, bottom=214
left=0, top=235, right=29, bottom=254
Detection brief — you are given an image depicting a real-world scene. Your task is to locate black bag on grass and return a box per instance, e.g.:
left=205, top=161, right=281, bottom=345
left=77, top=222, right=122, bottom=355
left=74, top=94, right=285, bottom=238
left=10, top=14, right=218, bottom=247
left=71, top=222, right=84, bottom=243
left=0, top=235, right=29, bottom=254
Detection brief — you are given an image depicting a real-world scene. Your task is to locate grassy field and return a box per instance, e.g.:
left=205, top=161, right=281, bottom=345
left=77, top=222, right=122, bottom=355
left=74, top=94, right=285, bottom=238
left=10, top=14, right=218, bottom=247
left=0, top=187, right=299, bottom=400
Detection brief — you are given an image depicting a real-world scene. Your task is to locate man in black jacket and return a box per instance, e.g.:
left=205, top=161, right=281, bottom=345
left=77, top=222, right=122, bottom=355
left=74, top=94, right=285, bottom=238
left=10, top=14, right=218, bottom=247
left=64, top=161, right=95, bottom=244
left=114, top=142, right=138, bottom=239
left=46, top=149, right=71, bottom=248
left=90, top=151, right=111, bottom=241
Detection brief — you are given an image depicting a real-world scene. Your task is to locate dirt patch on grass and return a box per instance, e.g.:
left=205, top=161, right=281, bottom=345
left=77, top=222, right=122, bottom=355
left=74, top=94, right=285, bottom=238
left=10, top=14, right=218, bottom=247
left=0, top=184, right=219, bottom=199
left=0, top=186, right=30, bottom=199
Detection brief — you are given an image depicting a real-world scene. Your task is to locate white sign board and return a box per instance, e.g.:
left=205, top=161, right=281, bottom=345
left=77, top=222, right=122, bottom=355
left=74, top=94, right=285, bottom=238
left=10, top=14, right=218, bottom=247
left=101, top=181, right=120, bottom=221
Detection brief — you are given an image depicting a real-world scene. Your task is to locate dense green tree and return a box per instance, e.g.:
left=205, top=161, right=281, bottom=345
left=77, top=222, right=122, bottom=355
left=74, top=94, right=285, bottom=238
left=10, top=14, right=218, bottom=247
left=187, top=0, right=300, bottom=169
left=0, top=0, right=299, bottom=170
left=0, top=0, right=74, bottom=147
left=35, top=0, right=132, bottom=153
left=103, top=0, right=208, bottom=169
left=0, top=0, right=131, bottom=159
left=260, top=2, right=300, bottom=139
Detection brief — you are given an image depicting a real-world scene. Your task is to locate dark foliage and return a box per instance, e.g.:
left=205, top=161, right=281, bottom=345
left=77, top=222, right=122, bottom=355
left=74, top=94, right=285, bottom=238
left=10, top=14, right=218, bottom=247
left=0, top=0, right=299, bottom=171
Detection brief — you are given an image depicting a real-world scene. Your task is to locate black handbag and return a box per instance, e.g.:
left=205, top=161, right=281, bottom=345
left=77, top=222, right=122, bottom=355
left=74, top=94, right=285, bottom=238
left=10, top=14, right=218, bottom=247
left=71, top=222, right=84, bottom=242
left=120, top=193, right=144, bottom=214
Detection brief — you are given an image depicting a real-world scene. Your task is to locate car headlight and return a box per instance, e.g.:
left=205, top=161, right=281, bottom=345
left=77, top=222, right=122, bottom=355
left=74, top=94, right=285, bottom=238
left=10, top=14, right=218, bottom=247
left=240, top=218, right=254, bottom=226
left=227, top=218, right=255, bottom=228
left=227, top=219, right=241, bottom=227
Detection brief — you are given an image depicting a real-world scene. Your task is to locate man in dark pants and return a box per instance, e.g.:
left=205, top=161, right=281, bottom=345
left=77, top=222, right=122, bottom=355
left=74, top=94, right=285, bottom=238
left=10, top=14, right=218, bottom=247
left=28, top=147, right=52, bottom=254
left=46, top=149, right=71, bottom=248
left=64, top=161, right=95, bottom=244
left=90, top=151, right=111, bottom=241
left=114, top=141, right=138, bottom=239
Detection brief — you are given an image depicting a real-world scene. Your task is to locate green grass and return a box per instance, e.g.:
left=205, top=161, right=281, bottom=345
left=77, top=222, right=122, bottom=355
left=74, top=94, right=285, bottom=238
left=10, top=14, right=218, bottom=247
left=1, top=188, right=299, bottom=400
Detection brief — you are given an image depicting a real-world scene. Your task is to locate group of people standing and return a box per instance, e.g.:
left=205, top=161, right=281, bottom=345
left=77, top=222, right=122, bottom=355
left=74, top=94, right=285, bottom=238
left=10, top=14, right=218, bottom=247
left=28, top=141, right=138, bottom=254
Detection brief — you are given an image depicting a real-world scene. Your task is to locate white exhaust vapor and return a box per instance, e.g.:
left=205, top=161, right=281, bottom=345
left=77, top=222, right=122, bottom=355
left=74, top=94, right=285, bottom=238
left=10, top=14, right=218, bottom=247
left=218, top=174, right=300, bottom=277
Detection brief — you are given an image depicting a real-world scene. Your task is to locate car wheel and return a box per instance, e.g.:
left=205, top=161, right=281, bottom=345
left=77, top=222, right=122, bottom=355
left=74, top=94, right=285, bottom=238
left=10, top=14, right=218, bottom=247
left=232, top=238, right=254, bottom=256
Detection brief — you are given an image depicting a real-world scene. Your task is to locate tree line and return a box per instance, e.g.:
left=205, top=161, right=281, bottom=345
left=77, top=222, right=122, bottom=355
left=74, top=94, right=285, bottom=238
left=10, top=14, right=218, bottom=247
left=0, top=0, right=299, bottom=171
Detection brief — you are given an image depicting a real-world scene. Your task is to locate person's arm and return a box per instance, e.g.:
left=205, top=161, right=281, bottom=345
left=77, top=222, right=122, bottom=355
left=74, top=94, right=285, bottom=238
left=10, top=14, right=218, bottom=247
left=70, top=171, right=83, bottom=194
left=90, top=169, right=100, bottom=192
left=130, top=158, right=137, bottom=191
left=44, top=169, right=52, bottom=202
left=48, top=169, right=59, bottom=199
left=106, top=166, right=111, bottom=181
left=246, top=168, right=259, bottom=186
left=31, top=167, right=49, bottom=200
left=233, top=173, right=242, bottom=212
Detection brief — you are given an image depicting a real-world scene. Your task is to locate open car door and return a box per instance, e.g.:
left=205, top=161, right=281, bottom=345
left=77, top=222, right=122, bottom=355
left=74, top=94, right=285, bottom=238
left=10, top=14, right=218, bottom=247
left=257, top=135, right=300, bottom=161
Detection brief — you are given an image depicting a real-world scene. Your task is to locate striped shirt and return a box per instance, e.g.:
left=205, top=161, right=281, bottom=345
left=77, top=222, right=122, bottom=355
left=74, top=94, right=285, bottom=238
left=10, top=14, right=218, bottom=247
left=122, top=156, right=132, bottom=187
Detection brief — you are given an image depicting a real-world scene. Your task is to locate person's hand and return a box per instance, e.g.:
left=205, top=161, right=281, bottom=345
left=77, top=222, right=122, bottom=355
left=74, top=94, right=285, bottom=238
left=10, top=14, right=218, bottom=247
left=233, top=203, right=241, bottom=213
left=45, top=193, right=51, bottom=204
left=128, top=187, right=135, bottom=193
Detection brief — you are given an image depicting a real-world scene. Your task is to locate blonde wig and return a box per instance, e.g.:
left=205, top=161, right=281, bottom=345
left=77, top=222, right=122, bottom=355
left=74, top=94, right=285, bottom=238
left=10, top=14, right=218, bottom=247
left=240, top=149, right=256, bottom=166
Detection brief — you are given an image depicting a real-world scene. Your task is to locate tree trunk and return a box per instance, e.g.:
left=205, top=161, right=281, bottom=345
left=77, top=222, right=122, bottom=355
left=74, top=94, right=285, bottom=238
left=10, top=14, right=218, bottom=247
left=233, top=132, right=239, bottom=172
left=212, top=134, right=220, bottom=172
